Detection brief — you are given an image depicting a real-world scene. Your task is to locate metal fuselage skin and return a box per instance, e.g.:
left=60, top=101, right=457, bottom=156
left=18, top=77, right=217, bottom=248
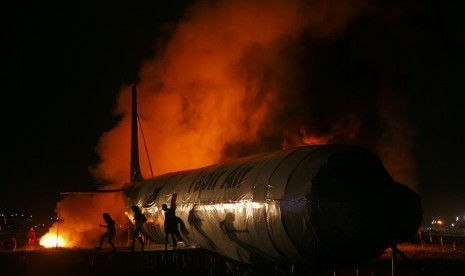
left=122, top=144, right=422, bottom=267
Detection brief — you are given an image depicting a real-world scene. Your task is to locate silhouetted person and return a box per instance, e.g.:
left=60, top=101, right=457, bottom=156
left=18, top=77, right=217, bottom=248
left=27, top=228, right=36, bottom=247
left=162, top=203, right=183, bottom=250
left=96, top=213, right=116, bottom=252
left=129, top=205, right=147, bottom=251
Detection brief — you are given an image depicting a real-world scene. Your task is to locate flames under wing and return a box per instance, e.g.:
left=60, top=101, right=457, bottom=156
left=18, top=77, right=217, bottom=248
left=122, top=144, right=422, bottom=267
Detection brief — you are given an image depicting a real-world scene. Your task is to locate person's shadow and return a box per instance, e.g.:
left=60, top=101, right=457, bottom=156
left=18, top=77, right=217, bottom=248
left=187, top=204, right=219, bottom=251
left=219, top=212, right=272, bottom=268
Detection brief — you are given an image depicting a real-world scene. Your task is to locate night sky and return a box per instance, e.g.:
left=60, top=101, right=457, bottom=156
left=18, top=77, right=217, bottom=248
left=3, top=0, right=464, bottom=224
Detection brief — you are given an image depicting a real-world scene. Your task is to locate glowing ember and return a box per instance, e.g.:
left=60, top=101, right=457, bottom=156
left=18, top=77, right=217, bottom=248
left=40, top=233, right=66, bottom=248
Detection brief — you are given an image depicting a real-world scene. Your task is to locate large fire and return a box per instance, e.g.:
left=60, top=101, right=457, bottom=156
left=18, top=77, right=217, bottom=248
left=40, top=193, right=128, bottom=248
left=42, top=0, right=417, bottom=248
left=40, top=233, right=66, bottom=248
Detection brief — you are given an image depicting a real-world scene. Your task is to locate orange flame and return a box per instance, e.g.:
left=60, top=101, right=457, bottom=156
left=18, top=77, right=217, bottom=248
left=40, top=233, right=66, bottom=248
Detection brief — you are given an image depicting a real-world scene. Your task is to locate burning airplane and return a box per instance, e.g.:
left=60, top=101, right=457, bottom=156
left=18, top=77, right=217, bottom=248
left=121, top=87, right=422, bottom=268
left=36, top=0, right=425, bottom=266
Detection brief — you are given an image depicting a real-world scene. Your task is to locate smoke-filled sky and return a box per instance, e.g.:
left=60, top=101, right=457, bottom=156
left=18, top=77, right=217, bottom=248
left=4, top=0, right=464, bottom=229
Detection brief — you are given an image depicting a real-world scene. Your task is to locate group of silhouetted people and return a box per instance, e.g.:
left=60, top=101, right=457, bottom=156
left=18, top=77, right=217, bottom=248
left=96, top=205, right=147, bottom=252
left=95, top=193, right=192, bottom=252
